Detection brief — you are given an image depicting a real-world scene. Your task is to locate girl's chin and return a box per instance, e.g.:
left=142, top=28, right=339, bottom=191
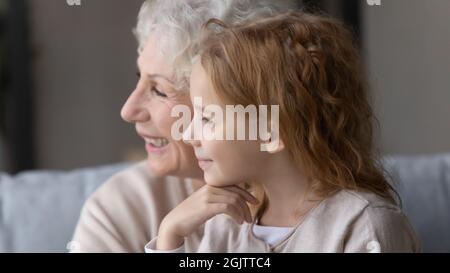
left=204, top=174, right=234, bottom=187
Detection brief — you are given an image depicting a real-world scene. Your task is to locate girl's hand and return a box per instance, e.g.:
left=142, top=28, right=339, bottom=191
left=156, top=184, right=259, bottom=250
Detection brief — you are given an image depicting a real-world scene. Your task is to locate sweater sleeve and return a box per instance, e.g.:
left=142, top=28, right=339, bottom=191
left=144, top=237, right=186, bottom=253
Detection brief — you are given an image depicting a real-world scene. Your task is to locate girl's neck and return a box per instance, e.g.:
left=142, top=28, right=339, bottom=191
left=191, top=179, right=206, bottom=191
left=256, top=153, right=320, bottom=227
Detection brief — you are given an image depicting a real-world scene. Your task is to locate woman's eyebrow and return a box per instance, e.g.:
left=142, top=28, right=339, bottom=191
left=136, top=61, right=174, bottom=84
left=147, top=73, right=175, bottom=84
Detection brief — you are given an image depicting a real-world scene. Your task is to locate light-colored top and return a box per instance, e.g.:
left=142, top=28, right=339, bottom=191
left=145, top=224, right=294, bottom=253
left=146, top=190, right=422, bottom=253
left=71, top=161, right=202, bottom=253
left=252, top=225, right=295, bottom=247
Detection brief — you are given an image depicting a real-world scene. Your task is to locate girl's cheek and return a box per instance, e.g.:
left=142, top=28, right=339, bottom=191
left=204, top=141, right=220, bottom=159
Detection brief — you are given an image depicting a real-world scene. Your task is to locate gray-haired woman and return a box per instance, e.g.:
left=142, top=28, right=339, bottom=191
left=71, top=0, right=299, bottom=253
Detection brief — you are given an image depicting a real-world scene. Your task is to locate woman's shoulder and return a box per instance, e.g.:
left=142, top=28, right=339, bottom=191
left=79, top=160, right=195, bottom=232
left=72, top=161, right=195, bottom=252
left=89, top=161, right=193, bottom=206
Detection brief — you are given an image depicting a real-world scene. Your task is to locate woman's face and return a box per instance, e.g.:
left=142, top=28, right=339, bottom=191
left=186, top=61, right=271, bottom=187
left=121, top=33, right=202, bottom=179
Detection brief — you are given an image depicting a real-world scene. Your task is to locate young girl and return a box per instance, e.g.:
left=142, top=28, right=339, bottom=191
left=145, top=11, right=421, bottom=253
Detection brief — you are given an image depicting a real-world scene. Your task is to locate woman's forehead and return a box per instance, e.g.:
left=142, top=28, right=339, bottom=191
left=137, top=34, right=175, bottom=81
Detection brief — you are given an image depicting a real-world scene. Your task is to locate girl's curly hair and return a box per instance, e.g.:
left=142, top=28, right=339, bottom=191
left=199, top=11, right=398, bottom=206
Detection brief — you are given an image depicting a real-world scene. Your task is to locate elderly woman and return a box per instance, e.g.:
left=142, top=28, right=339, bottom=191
left=71, top=0, right=298, bottom=252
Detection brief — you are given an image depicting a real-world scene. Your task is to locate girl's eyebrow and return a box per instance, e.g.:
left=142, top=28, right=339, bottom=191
left=194, top=104, right=205, bottom=112
left=194, top=104, right=215, bottom=117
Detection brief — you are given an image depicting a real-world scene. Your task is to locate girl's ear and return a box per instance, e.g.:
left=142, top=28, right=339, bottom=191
left=261, top=133, right=285, bottom=154
left=259, top=106, right=281, bottom=153
left=260, top=114, right=283, bottom=153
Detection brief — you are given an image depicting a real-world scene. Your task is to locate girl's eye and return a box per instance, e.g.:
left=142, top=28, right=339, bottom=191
left=151, top=87, right=168, bottom=98
left=136, top=71, right=141, bottom=78
left=202, top=116, right=211, bottom=123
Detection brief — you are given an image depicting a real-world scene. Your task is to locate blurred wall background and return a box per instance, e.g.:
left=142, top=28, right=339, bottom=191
left=28, top=0, right=143, bottom=170
left=362, top=0, right=450, bottom=155
left=1, top=0, right=144, bottom=172
left=0, top=0, right=449, bottom=173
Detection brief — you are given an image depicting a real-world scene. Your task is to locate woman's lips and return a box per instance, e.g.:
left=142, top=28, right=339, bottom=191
left=145, top=142, right=168, bottom=154
left=138, top=133, right=169, bottom=154
left=197, top=159, right=213, bottom=170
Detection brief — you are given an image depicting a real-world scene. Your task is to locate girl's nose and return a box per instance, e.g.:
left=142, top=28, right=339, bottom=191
left=183, top=121, right=201, bottom=147
left=121, top=88, right=150, bottom=123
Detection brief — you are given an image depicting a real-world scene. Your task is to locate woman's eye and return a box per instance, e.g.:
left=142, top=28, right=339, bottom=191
left=151, top=87, right=168, bottom=98
left=136, top=71, right=141, bottom=78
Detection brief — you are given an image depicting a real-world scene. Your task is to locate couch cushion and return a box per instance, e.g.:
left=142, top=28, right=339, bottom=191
left=0, top=163, right=129, bottom=252
left=383, top=154, right=450, bottom=252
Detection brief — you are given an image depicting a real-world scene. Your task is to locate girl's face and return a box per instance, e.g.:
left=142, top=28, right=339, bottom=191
left=186, top=61, right=272, bottom=187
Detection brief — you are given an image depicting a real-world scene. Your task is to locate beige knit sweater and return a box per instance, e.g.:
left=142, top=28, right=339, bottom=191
left=71, top=161, right=202, bottom=252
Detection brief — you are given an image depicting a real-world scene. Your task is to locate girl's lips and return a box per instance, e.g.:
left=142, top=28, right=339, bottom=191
left=197, top=159, right=213, bottom=170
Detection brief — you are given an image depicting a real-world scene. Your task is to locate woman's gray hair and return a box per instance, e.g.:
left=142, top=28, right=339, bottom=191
left=134, top=0, right=299, bottom=91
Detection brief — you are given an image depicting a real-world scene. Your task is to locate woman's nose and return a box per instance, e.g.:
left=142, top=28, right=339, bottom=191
left=121, top=88, right=150, bottom=123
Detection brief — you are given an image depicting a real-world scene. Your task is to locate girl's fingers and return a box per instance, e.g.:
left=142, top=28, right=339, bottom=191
left=224, top=186, right=260, bottom=205
left=211, top=185, right=259, bottom=205
left=210, top=202, right=244, bottom=224
left=209, top=193, right=252, bottom=223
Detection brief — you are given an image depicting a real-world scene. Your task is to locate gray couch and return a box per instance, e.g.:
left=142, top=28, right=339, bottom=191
left=0, top=154, right=449, bottom=253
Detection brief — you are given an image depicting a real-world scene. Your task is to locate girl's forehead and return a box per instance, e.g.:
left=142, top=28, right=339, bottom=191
left=190, top=62, right=212, bottom=96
